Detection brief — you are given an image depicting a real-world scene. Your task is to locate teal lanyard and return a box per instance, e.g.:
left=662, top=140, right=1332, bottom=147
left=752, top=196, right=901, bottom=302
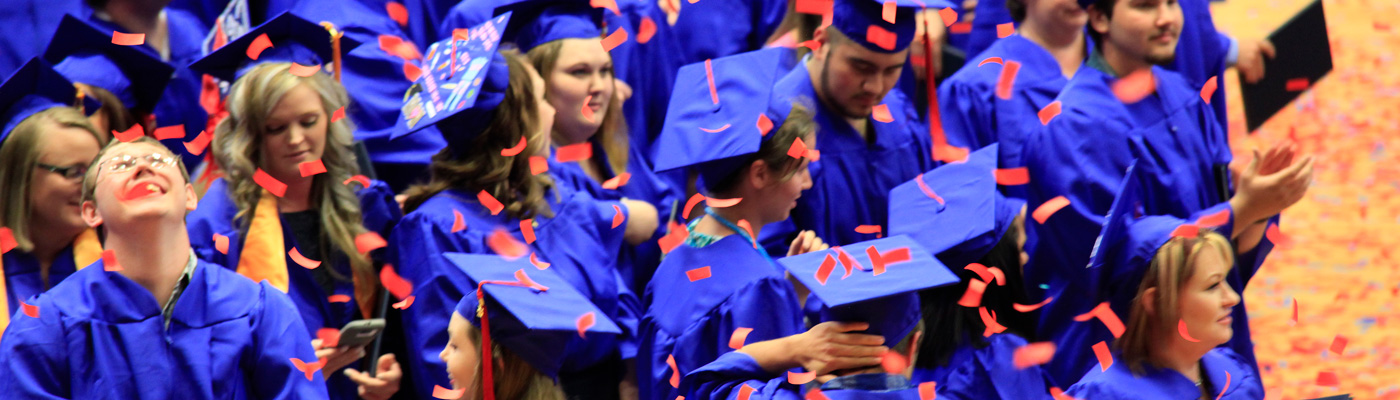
left=697, top=207, right=775, bottom=266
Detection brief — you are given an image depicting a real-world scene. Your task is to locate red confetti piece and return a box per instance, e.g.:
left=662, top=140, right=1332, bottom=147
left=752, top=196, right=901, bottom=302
left=804, top=149, right=821, bottom=161
left=600, top=27, right=629, bottom=52
left=1316, top=370, right=1338, bottom=387
left=102, top=249, right=123, bottom=272
left=978, top=57, right=1003, bottom=67
left=699, top=124, right=731, bottom=133
left=1265, top=223, right=1292, bottom=248
left=737, top=384, right=755, bottom=400
left=729, top=327, right=753, bottom=349
left=997, top=22, right=1015, bottom=38
left=477, top=190, right=504, bottom=215
left=355, top=232, right=388, bottom=254
left=288, top=63, right=320, bottom=77
left=958, top=278, right=989, bottom=307
left=520, top=219, right=536, bottom=244
left=153, top=125, right=184, bottom=140
left=378, top=34, right=422, bottom=61
left=432, top=385, right=466, bottom=399
left=994, top=167, right=1030, bottom=185
left=881, top=350, right=907, bottom=373
left=868, top=246, right=909, bottom=276
left=1291, top=298, right=1299, bottom=325
left=683, top=193, right=706, bottom=219
left=814, top=254, right=837, bottom=285
left=0, top=227, right=17, bottom=254
left=854, top=225, right=882, bottom=237
left=637, top=17, right=657, bottom=44
left=1037, top=101, right=1062, bottom=125
left=451, top=209, right=466, bottom=233
left=1113, top=69, right=1156, bottom=104
left=866, top=24, right=897, bottom=51
left=379, top=264, right=413, bottom=300
left=1013, top=296, right=1053, bottom=312
left=488, top=228, right=528, bottom=260
left=996, top=61, right=1021, bottom=100
left=581, top=94, right=595, bottom=122
left=20, top=301, right=38, bottom=318
left=590, top=0, right=621, bottom=15
left=317, top=327, right=341, bottom=348
left=756, top=113, right=774, bottom=136
left=667, top=354, right=680, bottom=388
left=385, top=1, right=409, bottom=26
left=601, top=173, right=631, bottom=190
left=183, top=130, right=212, bottom=155
left=659, top=222, right=688, bottom=254
left=704, top=59, right=718, bottom=104
left=806, top=388, right=831, bottom=400
left=881, top=0, right=897, bottom=23
left=788, top=137, right=809, bottom=159
left=111, top=31, right=145, bottom=46
left=328, top=294, right=352, bottom=303
left=343, top=175, right=371, bottom=188
left=788, top=371, right=816, bottom=385
left=1285, top=77, right=1310, bottom=92
left=611, top=205, right=625, bottom=229
left=800, top=39, right=821, bottom=52
left=964, top=262, right=993, bottom=283
left=291, top=357, right=326, bottom=381
left=980, top=306, right=1008, bottom=336
left=254, top=169, right=288, bottom=197
left=949, top=21, right=973, bottom=34
left=1329, top=335, right=1348, bottom=355
left=1200, top=76, right=1218, bottom=104
left=1194, top=208, right=1230, bottom=227
left=298, top=160, right=326, bottom=177
left=114, top=124, right=144, bottom=142
left=402, top=61, right=423, bottom=82
left=1074, top=301, right=1126, bottom=338
left=556, top=142, right=592, bottom=162
left=1012, top=342, right=1056, bottom=369
left=529, top=252, right=550, bottom=270
left=938, top=7, right=958, bottom=26
left=500, top=136, right=527, bottom=156
left=1032, top=196, right=1071, bottom=224
left=1170, top=224, right=1200, bottom=238
left=705, top=197, right=742, bottom=208
left=289, top=247, right=321, bottom=269
left=1179, top=319, right=1201, bottom=342
left=577, top=312, right=596, bottom=338
left=1092, top=341, right=1112, bottom=371
left=529, top=156, right=549, bottom=175
left=213, top=233, right=229, bottom=254
left=246, top=33, right=274, bottom=60
left=919, top=381, right=936, bottom=400
left=1049, top=387, right=1080, bottom=400
left=914, top=173, right=945, bottom=204
left=686, top=266, right=712, bottom=282
left=872, top=103, right=894, bottom=123
left=1215, top=371, right=1230, bottom=400
left=795, top=0, right=833, bottom=15
left=987, top=266, right=1005, bottom=286
left=331, top=106, right=346, bottom=123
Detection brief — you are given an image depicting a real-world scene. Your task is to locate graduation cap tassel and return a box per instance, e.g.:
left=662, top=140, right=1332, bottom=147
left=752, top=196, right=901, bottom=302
left=319, top=22, right=344, bottom=83
left=923, top=12, right=949, bottom=162
left=473, top=278, right=550, bottom=400
left=73, top=83, right=87, bottom=114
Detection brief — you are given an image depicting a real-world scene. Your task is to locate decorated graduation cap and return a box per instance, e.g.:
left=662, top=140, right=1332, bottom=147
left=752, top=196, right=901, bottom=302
left=44, top=14, right=174, bottom=114
left=0, top=59, right=84, bottom=139
left=888, top=144, right=1025, bottom=269
left=831, top=0, right=956, bottom=53
left=779, top=235, right=959, bottom=346
left=493, top=0, right=605, bottom=53
left=651, top=47, right=798, bottom=191
left=392, top=12, right=512, bottom=153
left=188, top=12, right=362, bottom=82
left=446, top=252, right=620, bottom=383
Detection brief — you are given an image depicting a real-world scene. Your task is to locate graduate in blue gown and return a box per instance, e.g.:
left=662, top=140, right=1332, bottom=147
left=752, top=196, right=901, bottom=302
left=1065, top=163, right=1264, bottom=399
left=643, top=47, right=898, bottom=400
left=44, top=14, right=174, bottom=139
left=387, top=15, right=642, bottom=399
left=887, top=144, right=1057, bottom=399
left=186, top=13, right=406, bottom=399
left=756, top=0, right=954, bottom=255
left=440, top=254, right=624, bottom=399
left=1, top=136, right=327, bottom=399
left=679, top=236, right=960, bottom=400
left=0, top=60, right=107, bottom=337
left=1022, top=0, right=1313, bottom=385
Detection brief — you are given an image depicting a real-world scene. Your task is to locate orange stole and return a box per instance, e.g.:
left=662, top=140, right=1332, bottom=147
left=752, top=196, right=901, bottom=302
left=0, top=229, right=102, bottom=336
left=236, top=190, right=375, bottom=319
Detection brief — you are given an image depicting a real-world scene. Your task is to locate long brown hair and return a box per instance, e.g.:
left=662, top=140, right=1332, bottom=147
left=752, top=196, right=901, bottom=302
left=1117, top=231, right=1234, bottom=374
left=210, top=62, right=377, bottom=292
left=463, top=324, right=565, bottom=400
left=1, top=106, right=106, bottom=252
left=403, top=50, right=555, bottom=220
left=526, top=39, right=629, bottom=175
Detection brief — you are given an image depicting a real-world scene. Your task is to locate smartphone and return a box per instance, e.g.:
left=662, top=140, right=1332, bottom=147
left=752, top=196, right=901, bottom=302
left=337, top=319, right=385, bottom=349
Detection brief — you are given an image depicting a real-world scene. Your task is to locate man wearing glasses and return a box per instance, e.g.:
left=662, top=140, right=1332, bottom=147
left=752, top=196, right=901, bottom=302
left=0, top=136, right=331, bottom=399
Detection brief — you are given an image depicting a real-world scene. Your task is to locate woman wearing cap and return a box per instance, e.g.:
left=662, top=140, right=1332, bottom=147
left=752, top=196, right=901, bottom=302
left=390, top=16, right=646, bottom=399
left=185, top=13, right=404, bottom=400
left=0, top=60, right=107, bottom=338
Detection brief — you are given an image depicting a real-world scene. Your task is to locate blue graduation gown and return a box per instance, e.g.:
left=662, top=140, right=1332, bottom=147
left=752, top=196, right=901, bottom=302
left=639, top=235, right=803, bottom=400
left=758, top=61, right=936, bottom=253
left=1021, top=64, right=1273, bottom=386
left=909, top=333, right=1054, bottom=400
left=1065, top=349, right=1264, bottom=400
left=85, top=11, right=209, bottom=170
left=549, top=144, right=684, bottom=291
left=388, top=185, right=640, bottom=399
left=963, top=0, right=1015, bottom=60
left=1167, top=0, right=1232, bottom=127
left=0, top=258, right=328, bottom=399
left=0, top=0, right=88, bottom=75
left=186, top=178, right=401, bottom=400
left=3, top=248, right=85, bottom=317
left=681, top=352, right=927, bottom=400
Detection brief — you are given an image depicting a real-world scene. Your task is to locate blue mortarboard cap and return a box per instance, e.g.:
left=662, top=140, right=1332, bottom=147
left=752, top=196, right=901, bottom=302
left=779, top=235, right=959, bottom=346
left=831, top=0, right=956, bottom=53
left=1, top=59, right=81, bottom=142
left=651, top=48, right=796, bottom=189
left=45, top=15, right=174, bottom=114
left=493, top=0, right=604, bottom=53
left=1087, top=160, right=1188, bottom=273
left=393, top=12, right=512, bottom=149
left=447, top=253, right=620, bottom=378
left=1077, top=0, right=1096, bottom=9
left=188, top=12, right=363, bottom=82
left=888, top=144, right=1021, bottom=269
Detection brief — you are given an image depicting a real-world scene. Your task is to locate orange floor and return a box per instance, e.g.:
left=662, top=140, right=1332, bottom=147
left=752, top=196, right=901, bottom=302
left=1212, top=0, right=1400, bottom=398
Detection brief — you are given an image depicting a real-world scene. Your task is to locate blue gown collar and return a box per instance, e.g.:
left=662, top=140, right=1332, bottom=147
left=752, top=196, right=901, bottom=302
left=69, top=257, right=258, bottom=328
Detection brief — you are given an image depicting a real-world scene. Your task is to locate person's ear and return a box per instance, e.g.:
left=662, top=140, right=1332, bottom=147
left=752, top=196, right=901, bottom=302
left=1142, top=287, right=1158, bottom=317
left=904, top=330, right=922, bottom=375
left=1089, top=5, right=1111, bottom=37
left=748, top=159, right=771, bottom=190
left=184, top=183, right=198, bottom=212
left=813, top=26, right=831, bottom=60
left=81, top=200, right=103, bottom=228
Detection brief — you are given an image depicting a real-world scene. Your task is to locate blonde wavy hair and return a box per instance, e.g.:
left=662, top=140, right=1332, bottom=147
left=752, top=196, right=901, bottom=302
left=404, top=50, right=555, bottom=220
left=1118, top=230, right=1235, bottom=374
left=211, top=62, right=377, bottom=292
left=1, top=106, right=106, bottom=252
left=525, top=39, right=629, bottom=175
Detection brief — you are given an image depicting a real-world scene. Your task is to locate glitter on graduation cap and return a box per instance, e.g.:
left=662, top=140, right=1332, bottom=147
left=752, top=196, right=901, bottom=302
left=44, top=15, right=174, bottom=115
left=650, top=47, right=799, bottom=192
left=779, top=235, right=959, bottom=346
left=0, top=59, right=90, bottom=140
left=446, top=253, right=621, bottom=394
left=391, top=13, right=512, bottom=153
left=188, top=12, right=362, bottom=83
left=888, top=144, right=1026, bottom=269
left=830, top=0, right=956, bottom=53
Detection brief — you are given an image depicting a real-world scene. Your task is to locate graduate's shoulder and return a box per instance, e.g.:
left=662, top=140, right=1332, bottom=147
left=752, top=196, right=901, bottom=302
left=645, top=238, right=792, bottom=333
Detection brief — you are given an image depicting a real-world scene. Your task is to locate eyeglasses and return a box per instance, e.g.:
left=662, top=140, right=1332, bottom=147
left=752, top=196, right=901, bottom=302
left=36, top=163, right=89, bottom=180
left=98, top=153, right=180, bottom=175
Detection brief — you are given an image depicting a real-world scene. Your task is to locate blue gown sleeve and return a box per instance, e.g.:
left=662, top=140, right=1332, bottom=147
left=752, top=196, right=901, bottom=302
left=939, top=77, right=996, bottom=151
left=0, top=295, right=71, bottom=399
left=681, top=352, right=801, bottom=400
left=678, top=277, right=803, bottom=399
left=250, top=281, right=331, bottom=399
left=591, top=198, right=642, bottom=357
left=358, top=180, right=405, bottom=241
